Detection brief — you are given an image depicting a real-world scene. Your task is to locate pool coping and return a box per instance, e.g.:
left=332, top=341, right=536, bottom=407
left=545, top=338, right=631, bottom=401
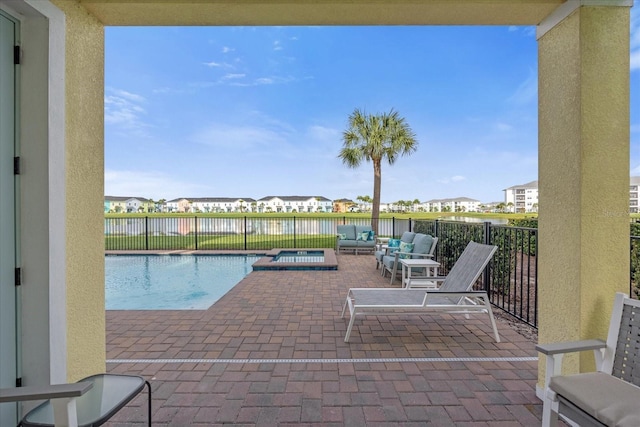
left=251, top=248, right=338, bottom=271
left=105, top=248, right=339, bottom=271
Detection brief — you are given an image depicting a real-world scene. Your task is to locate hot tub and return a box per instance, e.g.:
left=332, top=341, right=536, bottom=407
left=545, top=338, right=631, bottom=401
left=251, top=248, right=338, bottom=271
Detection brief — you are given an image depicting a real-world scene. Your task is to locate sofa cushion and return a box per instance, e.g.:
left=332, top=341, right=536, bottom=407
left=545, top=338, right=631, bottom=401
left=411, top=234, right=434, bottom=257
left=550, top=372, right=640, bottom=427
left=400, top=231, right=416, bottom=243
left=386, top=238, right=401, bottom=255
left=398, top=242, right=414, bottom=259
left=355, top=225, right=374, bottom=240
left=357, top=231, right=370, bottom=241
left=337, top=225, right=356, bottom=240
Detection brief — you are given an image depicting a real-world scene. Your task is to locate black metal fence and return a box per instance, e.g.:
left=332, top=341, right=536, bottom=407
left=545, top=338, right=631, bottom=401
left=105, top=216, right=640, bottom=329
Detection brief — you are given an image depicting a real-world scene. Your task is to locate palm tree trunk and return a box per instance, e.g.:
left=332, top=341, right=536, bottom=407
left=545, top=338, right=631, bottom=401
left=372, top=159, right=382, bottom=234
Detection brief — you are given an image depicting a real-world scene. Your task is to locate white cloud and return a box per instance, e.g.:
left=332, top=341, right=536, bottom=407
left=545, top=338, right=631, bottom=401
left=221, top=46, right=235, bottom=53
left=273, top=40, right=283, bottom=51
left=204, top=61, right=232, bottom=68
left=192, top=123, right=291, bottom=151
left=494, top=122, right=513, bottom=132
left=104, top=88, right=150, bottom=136
left=437, top=175, right=466, bottom=184
left=507, top=71, right=537, bottom=106
left=226, top=75, right=295, bottom=87
left=223, top=73, right=246, bottom=80
left=306, top=125, right=340, bottom=142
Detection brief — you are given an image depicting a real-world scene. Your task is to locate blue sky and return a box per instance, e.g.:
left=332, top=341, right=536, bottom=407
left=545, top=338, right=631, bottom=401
left=105, top=13, right=640, bottom=204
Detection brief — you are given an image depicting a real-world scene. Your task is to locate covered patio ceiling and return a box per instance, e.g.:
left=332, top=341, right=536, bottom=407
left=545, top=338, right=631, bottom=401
left=80, top=0, right=565, bottom=26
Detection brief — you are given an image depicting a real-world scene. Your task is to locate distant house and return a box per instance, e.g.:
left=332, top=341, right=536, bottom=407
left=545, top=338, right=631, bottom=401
left=188, top=197, right=257, bottom=213
left=104, top=196, right=153, bottom=213
left=258, top=196, right=333, bottom=213
left=333, top=198, right=355, bottom=213
left=166, top=198, right=192, bottom=213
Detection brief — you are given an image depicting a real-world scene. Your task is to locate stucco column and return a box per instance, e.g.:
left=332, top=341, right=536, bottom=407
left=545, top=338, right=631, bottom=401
left=538, top=4, right=630, bottom=380
left=51, top=0, right=106, bottom=380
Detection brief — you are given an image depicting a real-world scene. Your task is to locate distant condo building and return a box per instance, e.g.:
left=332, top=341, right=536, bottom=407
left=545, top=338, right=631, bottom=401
left=503, top=181, right=539, bottom=213
left=504, top=177, right=640, bottom=214
left=631, top=176, right=640, bottom=213
left=420, top=197, right=480, bottom=213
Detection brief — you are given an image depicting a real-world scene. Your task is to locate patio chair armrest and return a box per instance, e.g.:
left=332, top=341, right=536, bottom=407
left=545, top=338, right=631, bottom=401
left=426, top=290, right=488, bottom=298
left=536, top=339, right=607, bottom=393
left=393, top=251, right=411, bottom=259
left=406, top=252, right=434, bottom=259
left=0, top=382, right=93, bottom=403
left=536, top=339, right=606, bottom=356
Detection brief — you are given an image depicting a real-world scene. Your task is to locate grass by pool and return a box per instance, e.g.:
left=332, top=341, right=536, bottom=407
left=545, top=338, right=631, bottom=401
left=105, top=254, right=262, bottom=310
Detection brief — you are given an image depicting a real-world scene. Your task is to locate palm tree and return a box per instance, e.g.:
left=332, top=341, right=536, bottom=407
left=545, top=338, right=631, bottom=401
left=338, top=108, right=418, bottom=233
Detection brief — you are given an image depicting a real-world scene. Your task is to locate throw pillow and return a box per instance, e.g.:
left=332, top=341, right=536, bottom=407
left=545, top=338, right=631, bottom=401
left=357, top=231, right=369, bottom=241
left=338, top=233, right=347, bottom=240
left=388, top=238, right=401, bottom=248
left=367, top=230, right=375, bottom=241
left=398, top=242, right=414, bottom=259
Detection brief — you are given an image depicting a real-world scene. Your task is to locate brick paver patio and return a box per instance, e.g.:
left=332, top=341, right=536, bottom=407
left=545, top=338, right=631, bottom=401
left=105, top=252, right=543, bottom=426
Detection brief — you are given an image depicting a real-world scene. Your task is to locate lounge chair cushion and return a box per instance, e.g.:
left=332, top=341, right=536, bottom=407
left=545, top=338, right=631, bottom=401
left=550, top=372, right=640, bottom=427
left=411, top=234, right=434, bottom=258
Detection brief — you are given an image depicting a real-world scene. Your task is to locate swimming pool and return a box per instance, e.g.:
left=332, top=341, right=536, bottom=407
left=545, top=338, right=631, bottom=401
left=105, top=254, right=262, bottom=310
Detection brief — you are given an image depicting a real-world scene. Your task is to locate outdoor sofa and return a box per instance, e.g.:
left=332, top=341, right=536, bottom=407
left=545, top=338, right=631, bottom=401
left=336, top=224, right=376, bottom=255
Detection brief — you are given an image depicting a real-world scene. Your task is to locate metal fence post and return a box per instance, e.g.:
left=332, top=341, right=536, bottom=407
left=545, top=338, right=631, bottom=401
left=483, top=221, right=492, bottom=289
left=145, top=216, right=149, bottom=250
left=194, top=216, right=198, bottom=250
left=293, top=216, right=297, bottom=249
left=244, top=216, right=248, bottom=250
left=483, top=221, right=491, bottom=245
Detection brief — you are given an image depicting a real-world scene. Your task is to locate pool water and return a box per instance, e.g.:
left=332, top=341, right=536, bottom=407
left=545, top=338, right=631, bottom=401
left=105, top=254, right=262, bottom=310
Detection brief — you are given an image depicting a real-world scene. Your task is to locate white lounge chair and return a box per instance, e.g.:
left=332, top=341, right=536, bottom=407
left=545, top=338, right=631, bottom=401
left=341, top=241, right=499, bottom=342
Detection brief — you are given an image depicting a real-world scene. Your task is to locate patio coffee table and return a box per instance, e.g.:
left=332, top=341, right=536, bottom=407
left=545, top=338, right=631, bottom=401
left=20, top=373, right=151, bottom=427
